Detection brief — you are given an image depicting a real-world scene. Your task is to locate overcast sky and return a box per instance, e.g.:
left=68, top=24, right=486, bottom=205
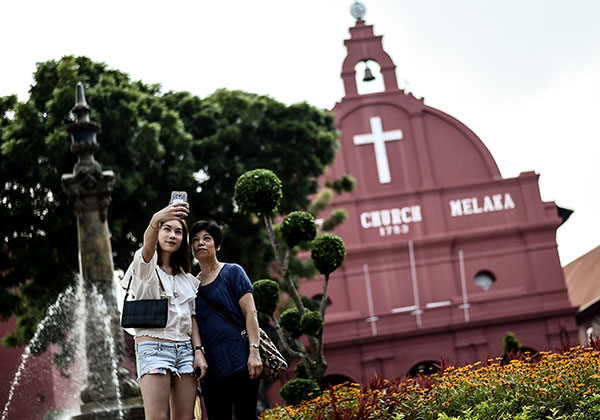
left=2, top=0, right=599, bottom=266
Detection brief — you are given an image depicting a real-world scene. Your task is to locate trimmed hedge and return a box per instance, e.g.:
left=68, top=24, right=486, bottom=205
left=280, top=308, right=302, bottom=338
left=281, top=211, right=317, bottom=248
left=299, top=310, right=323, bottom=336
left=279, top=378, right=322, bottom=406
left=253, top=279, right=280, bottom=316
left=311, top=233, right=346, bottom=275
left=234, top=168, right=282, bottom=215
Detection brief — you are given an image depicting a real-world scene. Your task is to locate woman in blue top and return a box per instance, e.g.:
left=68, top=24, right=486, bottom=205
left=189, top=220, right=262, bottom=420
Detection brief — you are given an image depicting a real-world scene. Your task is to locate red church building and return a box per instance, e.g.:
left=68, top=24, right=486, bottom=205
left=299, top=12, right=578, bottom=384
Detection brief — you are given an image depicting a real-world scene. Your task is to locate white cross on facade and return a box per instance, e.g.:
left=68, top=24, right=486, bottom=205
left=353, top=116, right=403, bottom=184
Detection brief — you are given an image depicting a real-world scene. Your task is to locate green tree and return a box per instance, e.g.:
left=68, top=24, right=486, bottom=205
left=0, top=56, right=199, bottom=353
left=0, top=56, right=338, bottom=350
left=163, top=88, right=339, bottom=281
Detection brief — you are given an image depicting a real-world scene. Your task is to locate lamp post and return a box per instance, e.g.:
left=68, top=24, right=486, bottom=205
left=62, top=83, right=143, bottom=419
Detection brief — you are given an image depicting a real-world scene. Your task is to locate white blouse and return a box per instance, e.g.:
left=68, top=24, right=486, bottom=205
left=121, top=248, right=199, bottom=341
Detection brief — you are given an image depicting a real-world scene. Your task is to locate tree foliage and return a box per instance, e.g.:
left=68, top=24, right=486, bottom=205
left=234, top=168, right=282, bottom=216
left=280, top=211, right=317, bottom=249
left=299, top=311, right=323, bottom=337
left=253, top=279, right=280, bottom=317
left=279, top=378, right=322, bottom=406
left=280, top=308, right=302, bottom=338
left=311, top=233, right=347, bottom=276
left=0, top=56, right=338, bottom=347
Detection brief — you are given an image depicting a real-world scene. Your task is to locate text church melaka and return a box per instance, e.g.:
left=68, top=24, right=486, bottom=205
left=296, top=15, right=578, bottom=385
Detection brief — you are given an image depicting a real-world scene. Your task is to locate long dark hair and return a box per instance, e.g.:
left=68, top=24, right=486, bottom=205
left=157, top=219, right=191, bottom=275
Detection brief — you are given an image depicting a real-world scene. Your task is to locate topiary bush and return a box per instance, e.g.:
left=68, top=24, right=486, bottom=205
left=280, top=308, right=302, bottom=338
left=321, top=208, right=348, bottom=232
left=234, top=168, right=282, bottom=215
left=294, top=361, right=308, bottom=379
left=253, top=279, right=280, bottom=316
left=308, top=188, right=333, bottom=215
left=311, top=233, right=346, bottom=275
left=299, top=310, right=323, bottom=337
left=279, top=378, right=322, bottom=406
left=502, top=331, right=522, bottom=365
left=326, top=174, right=356, bottom=194
left=301, top=295, right=320, bottom=312
left=503, top=332, right=521, bottom=354
left=294, top=360, right=326, bottom=380
left=280, top=211, right=317, bottom=248
left=339, top=174, right=355, bottom=192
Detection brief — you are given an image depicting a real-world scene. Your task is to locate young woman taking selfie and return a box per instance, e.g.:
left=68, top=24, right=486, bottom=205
left=121, top=203, right=207, bottom=420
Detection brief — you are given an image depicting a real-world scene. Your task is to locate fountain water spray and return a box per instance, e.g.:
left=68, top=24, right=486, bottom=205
left=89, top=284, right=124, bottom=420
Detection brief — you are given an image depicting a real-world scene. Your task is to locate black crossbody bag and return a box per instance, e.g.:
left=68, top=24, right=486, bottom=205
left=197, top=288, right=288, bottom=382
left=121, top=268, right=168, bottom=329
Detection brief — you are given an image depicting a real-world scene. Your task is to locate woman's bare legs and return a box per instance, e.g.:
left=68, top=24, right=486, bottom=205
left=140, top=373, right=172, bottom=420
left=170, top=373, right=197, bottom=420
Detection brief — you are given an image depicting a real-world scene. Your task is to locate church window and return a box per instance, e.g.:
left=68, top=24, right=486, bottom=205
left=474, top=270, right=496, bottom=291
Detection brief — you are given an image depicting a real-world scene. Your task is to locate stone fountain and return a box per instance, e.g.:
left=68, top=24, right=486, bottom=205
left=61, top=83, right=144, bottom=420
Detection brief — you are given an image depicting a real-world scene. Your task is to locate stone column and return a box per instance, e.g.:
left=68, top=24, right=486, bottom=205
left=61, top=83, right=144, bottom=419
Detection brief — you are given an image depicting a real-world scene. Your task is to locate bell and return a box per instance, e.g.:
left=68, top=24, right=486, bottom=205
left=363, top=65, right=376, bottom=82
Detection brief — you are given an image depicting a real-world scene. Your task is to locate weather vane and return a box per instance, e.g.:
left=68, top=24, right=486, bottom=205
left=350, top=1, right=366, bottom=21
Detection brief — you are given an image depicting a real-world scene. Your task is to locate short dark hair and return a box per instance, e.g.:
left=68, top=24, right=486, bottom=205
left=157, top=219, right=191, bottom=275
left=189, top=220, right=223, bottom=248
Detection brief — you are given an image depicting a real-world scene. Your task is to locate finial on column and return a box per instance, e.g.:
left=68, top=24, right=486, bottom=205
left=350, top=1, right=366, bottom=21
left=73, top=82, right=91, bottom=123
left=62, top=82, right=113, bottom=216
left=67, top=82, right=100, bottom=146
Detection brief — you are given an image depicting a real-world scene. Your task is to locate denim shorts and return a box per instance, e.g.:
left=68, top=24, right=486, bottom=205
left=135, top=340, right=194, bottom=382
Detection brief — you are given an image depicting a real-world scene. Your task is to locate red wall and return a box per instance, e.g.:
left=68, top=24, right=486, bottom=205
left=0, top=319, right=56, bottom=420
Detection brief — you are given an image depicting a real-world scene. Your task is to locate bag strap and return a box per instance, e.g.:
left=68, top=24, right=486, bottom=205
left=123, top=267, right=167, bottom=302
left=196, top=287, right=245, bottom=334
